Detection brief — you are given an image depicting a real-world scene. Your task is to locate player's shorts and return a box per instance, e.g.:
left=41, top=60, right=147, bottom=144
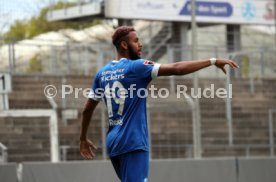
left=110, top=149, right=149, bottom=182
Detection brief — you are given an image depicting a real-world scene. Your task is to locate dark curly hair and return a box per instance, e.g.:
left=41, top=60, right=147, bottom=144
left=112, top=26, right=135, bottom=50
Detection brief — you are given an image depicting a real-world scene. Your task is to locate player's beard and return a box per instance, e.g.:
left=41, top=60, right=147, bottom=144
left=128, top=43, right=141, bottom=60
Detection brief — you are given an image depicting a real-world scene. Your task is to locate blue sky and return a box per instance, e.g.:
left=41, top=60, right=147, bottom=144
left=0, top=0, right=50, bottom=33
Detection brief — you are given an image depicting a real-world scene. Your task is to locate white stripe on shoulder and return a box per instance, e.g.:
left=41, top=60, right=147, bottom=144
left=151, top=63, right=161, bottom=79
left=112, top=58, right=127, bottom=62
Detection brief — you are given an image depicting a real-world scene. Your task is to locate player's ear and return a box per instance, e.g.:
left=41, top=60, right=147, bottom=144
left=120, top=41, right=128, bottom=50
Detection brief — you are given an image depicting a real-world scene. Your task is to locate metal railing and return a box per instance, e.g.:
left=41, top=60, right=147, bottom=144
left=0, top=40, right=114, bottom=75
left=0, top=73, right=11, bottom=110
left=1, top=28, right=276, bottom=77
left=268, top=109, right=276, bottom=156
left=144, top=22, right=172, bottom=60
left=229, top=47, right=276, bottom=94
left=225, top=65, right=233, bottom=146
left=60, top=143, right=276, bottom=160
left=152, top=143, right=276, bottom=158
left=0, top=142, right=8, bottom=163
left=203, top=144, right=275, bottom=157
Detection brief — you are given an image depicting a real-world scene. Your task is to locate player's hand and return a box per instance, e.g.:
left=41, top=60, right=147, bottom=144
left=215, top=59, right=239, bottom=74
left=80, top=139, right=97, bottom=160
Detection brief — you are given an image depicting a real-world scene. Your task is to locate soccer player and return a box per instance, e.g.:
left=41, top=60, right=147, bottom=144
left=79, top=26, right=239, bottom=182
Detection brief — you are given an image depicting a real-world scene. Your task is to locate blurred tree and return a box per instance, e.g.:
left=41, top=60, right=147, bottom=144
left=241, top=55, right=249, bottom=78
left=26, top=54, right=43, bottom=74
left=4, top=20, right=28, bottom=41
left=4, top=2, right=101, bottom=42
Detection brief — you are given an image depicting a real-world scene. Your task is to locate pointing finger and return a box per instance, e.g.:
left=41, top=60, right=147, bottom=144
left=229, top=62, right=236, bottom=69
left=233, top=61, right=240, bottom=68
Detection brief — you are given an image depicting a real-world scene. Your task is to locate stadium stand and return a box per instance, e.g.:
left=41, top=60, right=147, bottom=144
left=1, top=75, right=275, bottom=162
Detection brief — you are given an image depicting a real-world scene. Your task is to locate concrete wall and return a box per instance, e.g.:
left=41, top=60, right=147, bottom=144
left=1, top=158, right=276, bottom=182
left=238, top=157, right=276, bottom=182
left=22, top=161, right=119, bottom=182
left=0, top=163, right=17, bottom=182
left=149, top=158, right=236, bottom=182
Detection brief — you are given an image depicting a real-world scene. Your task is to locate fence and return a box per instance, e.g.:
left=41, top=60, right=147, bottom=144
left=2, top=42, right=276, bottom=78
left=1, top=44, right=276, bottom=79
left=1, top=22, right=276, bottom=162
left=0, top=142, right=8, bottom=163
left=0, top=40, right=114, bottom=75
left=51, top=76, right=276, bottom=161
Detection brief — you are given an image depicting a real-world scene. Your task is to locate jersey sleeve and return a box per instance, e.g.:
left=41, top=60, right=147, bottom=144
left=131, top=59, right=161, bottom=80
left=88, top=72, right=104, bottom=101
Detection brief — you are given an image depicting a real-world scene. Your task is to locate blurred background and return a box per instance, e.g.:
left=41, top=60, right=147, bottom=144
left=0, top=0, right=276, bottom=182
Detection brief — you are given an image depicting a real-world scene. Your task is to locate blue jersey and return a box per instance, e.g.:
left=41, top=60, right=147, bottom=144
left=88, top=58, right=160, bottom=157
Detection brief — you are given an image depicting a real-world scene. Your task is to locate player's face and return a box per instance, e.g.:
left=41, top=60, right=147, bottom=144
left=126, top=31, right=143, bottom=60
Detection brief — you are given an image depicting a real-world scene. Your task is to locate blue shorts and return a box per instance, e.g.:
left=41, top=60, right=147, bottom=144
left=110, top=150, right=149, bottom=182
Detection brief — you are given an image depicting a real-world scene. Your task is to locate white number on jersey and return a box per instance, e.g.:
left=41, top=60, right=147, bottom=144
left=105, top=81, right=127, bottom=117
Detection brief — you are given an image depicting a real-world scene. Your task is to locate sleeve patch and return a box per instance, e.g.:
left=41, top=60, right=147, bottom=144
left=143, top=60, right=155, bottom=65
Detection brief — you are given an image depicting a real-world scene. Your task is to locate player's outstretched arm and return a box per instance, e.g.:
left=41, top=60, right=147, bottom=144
left=80, top=98, right=99, bottom=160
left=157, top=58, right=239, bottom=76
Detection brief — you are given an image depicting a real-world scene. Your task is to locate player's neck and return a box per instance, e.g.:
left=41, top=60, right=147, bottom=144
left=117, top=52, right=130, bottom=60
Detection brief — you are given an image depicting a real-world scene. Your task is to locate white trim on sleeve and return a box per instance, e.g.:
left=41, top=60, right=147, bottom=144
left=151, top=63, right=161, bottom=79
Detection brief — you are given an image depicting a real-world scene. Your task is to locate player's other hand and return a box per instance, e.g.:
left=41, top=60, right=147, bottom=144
left=215, top=58, right=239, bottom=74
left=80, top=139, right=97, bottom=160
